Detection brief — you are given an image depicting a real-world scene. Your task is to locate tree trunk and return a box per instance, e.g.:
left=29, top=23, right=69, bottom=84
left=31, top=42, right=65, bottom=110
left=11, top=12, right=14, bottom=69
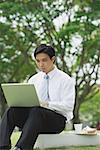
left=73, top=97, right=81, bottom=124
left=0, top=86, right=7, bottom=117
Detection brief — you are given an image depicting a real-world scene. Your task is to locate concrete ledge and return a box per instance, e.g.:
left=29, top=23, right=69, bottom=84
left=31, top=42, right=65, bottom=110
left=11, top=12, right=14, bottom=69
left=11, top=131, right=100, bottom=149
left=34, top=131, right=100, bottom=149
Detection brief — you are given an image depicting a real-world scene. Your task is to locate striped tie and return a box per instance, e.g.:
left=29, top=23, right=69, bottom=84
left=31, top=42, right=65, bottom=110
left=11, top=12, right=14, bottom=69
left=40, top=74, right=50, bottom=101
left=44, top=74, right=50, bottom=101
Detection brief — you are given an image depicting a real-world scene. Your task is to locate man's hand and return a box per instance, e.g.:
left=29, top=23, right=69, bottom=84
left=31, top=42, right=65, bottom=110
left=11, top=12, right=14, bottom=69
left=40, top=101, right=49, bottom=108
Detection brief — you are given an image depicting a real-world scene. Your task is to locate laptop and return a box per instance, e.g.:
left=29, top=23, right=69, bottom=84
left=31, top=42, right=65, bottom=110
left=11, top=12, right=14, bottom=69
left=1, top=83, right=40, bottom=107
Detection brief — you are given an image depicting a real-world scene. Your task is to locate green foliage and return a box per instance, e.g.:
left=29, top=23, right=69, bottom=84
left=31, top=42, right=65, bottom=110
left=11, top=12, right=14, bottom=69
left=80, top=91, right=100, bottom=126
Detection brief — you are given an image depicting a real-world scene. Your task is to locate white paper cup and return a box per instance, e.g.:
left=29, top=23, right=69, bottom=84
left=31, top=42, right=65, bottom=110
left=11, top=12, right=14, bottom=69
left=74, top=123, right=82, bottom=133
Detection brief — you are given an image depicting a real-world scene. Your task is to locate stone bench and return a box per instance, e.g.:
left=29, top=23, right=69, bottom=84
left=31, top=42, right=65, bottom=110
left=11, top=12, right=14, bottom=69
left=11, top=130, right=100, bottom=149
left=34, top=131, right=100, bottom=149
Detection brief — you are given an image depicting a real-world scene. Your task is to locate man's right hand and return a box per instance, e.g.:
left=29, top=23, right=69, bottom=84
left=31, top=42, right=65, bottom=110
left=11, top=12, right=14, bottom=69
left=40, top=101, right=49, bottom=108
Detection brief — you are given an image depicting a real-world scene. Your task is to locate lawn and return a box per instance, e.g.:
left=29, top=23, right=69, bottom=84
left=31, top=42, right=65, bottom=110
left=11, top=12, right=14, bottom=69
left=11, top=132, right=100, bottom=150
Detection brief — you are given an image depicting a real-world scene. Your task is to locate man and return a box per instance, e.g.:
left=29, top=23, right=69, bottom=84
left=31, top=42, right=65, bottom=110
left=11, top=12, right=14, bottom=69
left=0, top=44, right=75, bottom=150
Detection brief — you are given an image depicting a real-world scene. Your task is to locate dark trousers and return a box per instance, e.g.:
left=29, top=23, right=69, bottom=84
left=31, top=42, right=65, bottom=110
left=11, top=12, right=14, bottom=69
left=0, top=106, right=66, bottom=150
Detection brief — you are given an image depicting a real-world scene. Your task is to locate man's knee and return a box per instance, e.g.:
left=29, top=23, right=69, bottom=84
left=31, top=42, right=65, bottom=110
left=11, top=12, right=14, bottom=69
left=6, top=107, right=14, bottom=117
left=1, top=107, right=12, bottom=119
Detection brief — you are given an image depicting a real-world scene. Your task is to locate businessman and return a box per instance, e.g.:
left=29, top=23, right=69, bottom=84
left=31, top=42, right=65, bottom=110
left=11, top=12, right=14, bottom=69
left=0, top=44, right=75, bottom=150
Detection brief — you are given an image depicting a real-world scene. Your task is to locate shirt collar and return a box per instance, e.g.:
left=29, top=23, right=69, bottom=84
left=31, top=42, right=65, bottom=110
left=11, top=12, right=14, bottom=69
left=42, top=66, right=58, bottom=79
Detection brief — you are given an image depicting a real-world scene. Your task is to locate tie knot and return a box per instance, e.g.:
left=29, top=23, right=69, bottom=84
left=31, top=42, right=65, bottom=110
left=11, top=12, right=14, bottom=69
left=44, top=74, right=49, bottom=79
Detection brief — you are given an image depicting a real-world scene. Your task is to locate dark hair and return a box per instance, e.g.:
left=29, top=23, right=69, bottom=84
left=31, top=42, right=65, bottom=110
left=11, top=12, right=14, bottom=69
left=34, top=44, right=55, bottom=59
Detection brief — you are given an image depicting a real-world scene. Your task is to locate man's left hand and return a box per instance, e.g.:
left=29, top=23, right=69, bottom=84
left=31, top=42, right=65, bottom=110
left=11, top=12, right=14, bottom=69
left=40, top=101, right=49, bottom=108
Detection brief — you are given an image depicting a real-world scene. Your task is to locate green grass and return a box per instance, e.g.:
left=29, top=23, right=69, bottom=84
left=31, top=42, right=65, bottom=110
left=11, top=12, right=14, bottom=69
left=46, top=147, right=100, bottom=150
left=11, top=132, right=100, bottom=150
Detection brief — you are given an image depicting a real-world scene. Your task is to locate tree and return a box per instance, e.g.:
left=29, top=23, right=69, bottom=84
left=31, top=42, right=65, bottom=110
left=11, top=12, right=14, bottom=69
left=0, top=0, right=99, bottom=123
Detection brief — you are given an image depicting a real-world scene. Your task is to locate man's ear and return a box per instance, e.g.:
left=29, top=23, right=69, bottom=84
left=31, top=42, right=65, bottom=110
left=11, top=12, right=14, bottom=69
left=51, top=56, right=56, bottom=63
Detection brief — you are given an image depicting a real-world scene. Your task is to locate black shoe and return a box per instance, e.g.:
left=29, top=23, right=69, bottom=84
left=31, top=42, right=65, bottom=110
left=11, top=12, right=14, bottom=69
left=13, top=146, right=32, bottom=150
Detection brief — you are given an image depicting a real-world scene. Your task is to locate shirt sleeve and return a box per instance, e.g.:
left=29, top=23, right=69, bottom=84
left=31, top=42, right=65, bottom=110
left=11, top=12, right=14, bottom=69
left=28, top=75, right=36, bottom=84
left=48, top=78, right=75, bottom=120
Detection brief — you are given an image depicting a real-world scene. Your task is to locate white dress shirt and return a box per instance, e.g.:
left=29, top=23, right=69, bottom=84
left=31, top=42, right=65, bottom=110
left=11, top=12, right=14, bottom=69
left=28, top=67, right=75, bottom=121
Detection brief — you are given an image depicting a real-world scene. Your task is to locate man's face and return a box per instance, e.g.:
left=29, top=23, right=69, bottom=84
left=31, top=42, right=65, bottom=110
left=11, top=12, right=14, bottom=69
left=35, top=53, right=55, bottom=74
